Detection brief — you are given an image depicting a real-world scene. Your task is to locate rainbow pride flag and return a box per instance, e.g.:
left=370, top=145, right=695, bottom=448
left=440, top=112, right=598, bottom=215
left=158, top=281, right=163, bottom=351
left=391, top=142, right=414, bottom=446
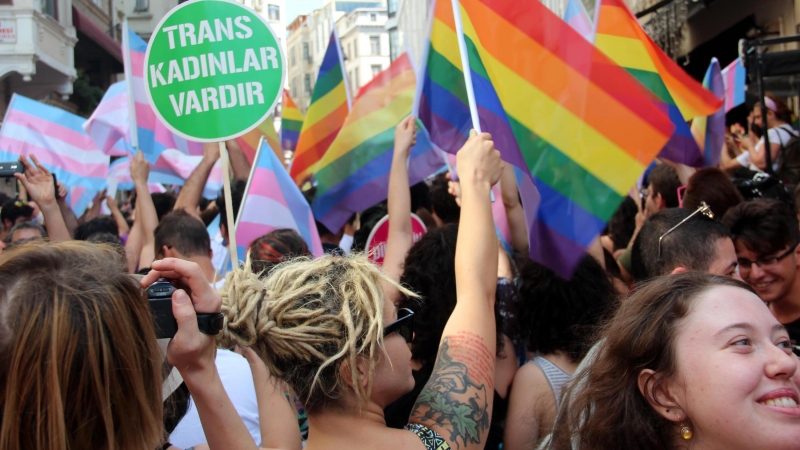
left=595, top=0, right=721, bottom=167
left=312, top=53, right=444, bottom=232
left=235, top=116, right=283, bottom=165
left=416, top=0, right=472, bottom=154
left=236, top=139, right=323, bottom=262
left=281, top=89, right=304, bottom=151
left=691, top=58, right=725, bottom=167
left=290, top=31, right=350, bottom=184
left=454, top=0, right=674, bottom=276
left=722, top=58, right=746, bottom=112
left=563, top=0, right=594, bottom=42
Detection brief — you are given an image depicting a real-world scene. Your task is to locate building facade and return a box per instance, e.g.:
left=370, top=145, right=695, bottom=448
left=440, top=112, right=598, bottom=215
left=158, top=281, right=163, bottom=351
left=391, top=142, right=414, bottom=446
left=338, top=5, right=389, bottom=94
left=286, top=13, right=314, bottom=113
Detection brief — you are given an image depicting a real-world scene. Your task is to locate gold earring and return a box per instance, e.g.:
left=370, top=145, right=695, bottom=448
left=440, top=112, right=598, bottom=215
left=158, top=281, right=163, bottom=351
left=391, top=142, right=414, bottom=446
left=680, top=423, right=693, bottom=440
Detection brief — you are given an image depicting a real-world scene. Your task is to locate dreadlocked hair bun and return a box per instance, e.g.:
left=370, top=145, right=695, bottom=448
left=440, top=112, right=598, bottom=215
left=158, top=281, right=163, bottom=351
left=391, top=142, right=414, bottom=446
left=217, top=252, right=414, bottom=412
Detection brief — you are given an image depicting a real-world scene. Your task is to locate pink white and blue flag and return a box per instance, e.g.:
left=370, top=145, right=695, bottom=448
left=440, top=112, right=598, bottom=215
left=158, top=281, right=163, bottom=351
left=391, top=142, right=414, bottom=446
left=83, top=81, right=131, bottom=157
left=235, top=139, right=324, bottom=263
left=65, top=185, right=100, bottom=216
left=563, top=0, right=594, bottom=42
left=123, top=24, right=204, bottom=162
left=0, top=94, right=109, bottom=197
left=722, top=58, right=746, bottom=112
left=108, top=157, right=168, bottom=193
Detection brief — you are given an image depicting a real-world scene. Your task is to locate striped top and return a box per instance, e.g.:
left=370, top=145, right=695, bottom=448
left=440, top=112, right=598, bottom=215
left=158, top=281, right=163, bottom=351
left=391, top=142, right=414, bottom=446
left=530, top=356, right=572, bottom=409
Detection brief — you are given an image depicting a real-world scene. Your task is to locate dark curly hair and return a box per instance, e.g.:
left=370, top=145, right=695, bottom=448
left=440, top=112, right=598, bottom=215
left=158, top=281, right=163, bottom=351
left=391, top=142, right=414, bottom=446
left=429, top=173, right=460, bottom=224
left=517, top=255, right=617, bottom=362
left=398, top=224, right=504, bottom=367
left=74, top=216, right=119, bottom=241
left=605, top=196, right=638, bottom=251
left=248, top=228, right=311, bottom=276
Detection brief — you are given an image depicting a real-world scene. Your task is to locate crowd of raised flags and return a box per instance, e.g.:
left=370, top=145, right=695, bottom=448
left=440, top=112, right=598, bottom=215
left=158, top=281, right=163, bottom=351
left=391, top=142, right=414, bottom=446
left=0, top=0, right=750, bottom=276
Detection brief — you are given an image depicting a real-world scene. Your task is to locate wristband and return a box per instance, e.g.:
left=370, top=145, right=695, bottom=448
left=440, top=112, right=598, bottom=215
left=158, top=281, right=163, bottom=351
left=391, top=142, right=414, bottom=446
left=196, top=312, right=224, bottom=335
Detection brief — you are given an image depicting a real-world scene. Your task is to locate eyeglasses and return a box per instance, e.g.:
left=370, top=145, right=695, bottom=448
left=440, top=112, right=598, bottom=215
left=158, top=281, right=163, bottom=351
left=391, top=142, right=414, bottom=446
left=383, top=308, right=414, bottom=343
left=657, top=202, right=714, bottom=261
left=737, top=245, right=797, bottom=276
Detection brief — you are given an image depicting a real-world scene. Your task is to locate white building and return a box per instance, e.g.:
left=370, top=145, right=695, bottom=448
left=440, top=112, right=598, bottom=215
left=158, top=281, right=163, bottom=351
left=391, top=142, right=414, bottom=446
left=337, top=6, right=389, bottom=94
left=286, top=13, right=314, bottom=113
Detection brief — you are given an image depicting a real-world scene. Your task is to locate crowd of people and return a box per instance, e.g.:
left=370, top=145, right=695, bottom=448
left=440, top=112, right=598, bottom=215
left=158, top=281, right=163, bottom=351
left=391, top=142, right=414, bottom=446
left=1, top=100, right=800, bottom=450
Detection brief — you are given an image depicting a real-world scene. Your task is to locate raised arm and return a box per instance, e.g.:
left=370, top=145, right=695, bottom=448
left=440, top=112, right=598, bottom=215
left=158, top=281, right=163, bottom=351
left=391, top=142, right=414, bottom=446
left=55, top=182, right=79, bottom=237
left=174, top=143, right=220, bottom=219
left=382, top=116, right=417, bottom=302
left=499, top=165, right=528, bottom=254
left=226, top=139, right=252, bottom=182
left=131, top=152, right=158, bottom=269
left=410, top=132, right=503, bottom=450
left=15, top=155, right=71, bottom=242
left=106, top=194, right=130, bottom=236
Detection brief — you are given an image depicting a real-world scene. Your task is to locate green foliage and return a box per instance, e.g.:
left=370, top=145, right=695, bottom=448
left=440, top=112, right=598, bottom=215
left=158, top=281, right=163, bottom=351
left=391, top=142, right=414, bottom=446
left=72, top=69, right=105, bottom=116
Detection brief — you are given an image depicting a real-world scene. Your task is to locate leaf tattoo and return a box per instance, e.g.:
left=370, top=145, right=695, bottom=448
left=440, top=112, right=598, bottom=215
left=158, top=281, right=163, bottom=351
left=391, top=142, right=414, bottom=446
left=410, top=335, right=492, bottom=449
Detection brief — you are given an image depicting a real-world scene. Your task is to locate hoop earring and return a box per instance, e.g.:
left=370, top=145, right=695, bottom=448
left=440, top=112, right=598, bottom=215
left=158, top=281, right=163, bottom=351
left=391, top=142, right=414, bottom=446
left=680, top=423, right=693, bottom=440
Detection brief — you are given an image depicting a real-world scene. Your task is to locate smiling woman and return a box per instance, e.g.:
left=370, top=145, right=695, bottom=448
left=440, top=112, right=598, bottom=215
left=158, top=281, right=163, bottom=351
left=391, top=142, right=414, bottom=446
left=551, top=272, right=800, bottom=450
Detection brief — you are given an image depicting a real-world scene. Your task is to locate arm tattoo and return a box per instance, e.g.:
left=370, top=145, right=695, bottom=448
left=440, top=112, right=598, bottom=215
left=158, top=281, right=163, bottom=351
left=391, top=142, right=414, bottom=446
left=410, top=331, right=494, bottom=449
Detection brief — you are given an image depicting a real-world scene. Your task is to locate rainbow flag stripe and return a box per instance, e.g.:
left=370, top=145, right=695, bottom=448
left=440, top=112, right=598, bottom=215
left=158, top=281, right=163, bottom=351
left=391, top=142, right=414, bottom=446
left=595, top=0, right=721, bottom=167
left=312, top=53, right=443, bottom=232
left=456, top=0, right=674, bottom=276
left=416, top=0, right=472, bottom=153
left=281, top=89, right=304, bottom=151
left=290, top=31, right=350, bottom=184
left=690, top=58, right=725, bottom=167
left=236, top=116, right=283, bottom=165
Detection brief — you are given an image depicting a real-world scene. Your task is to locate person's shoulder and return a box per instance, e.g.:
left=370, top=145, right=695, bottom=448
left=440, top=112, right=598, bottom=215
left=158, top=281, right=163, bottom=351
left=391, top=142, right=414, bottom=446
left=512, top=359, right=551, bottom=394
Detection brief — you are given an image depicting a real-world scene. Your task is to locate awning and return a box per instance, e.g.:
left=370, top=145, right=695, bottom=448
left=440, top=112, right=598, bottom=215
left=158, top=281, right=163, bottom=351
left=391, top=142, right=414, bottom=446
left=72, top=6, right=122, bottom=63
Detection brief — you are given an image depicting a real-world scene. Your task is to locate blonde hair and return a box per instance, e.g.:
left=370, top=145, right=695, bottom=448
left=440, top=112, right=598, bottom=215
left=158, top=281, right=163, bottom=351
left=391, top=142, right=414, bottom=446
left=0, top=241, right=164, bottom=450
left=219, top=253, right=414, bottom=412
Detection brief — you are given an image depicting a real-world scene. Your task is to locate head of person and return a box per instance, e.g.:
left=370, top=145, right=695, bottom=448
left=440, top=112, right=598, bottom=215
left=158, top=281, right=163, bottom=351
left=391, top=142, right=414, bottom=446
left=682, top=167, right=743, bottom=219
left=315, top=220, right=343, bottom=244
left=643, top=165, right=681, bottom=217
left=605, top=196, right=638, bottom=252
left=754, top=93, right=793, bottom=129
left=74, top=216, right=119, bottom=241
left=398, top=223, right=504, bottom=365
left=518, top=256, right=617, bottom=363
left=219, top=254, right=417, bottom=413
left=351, top=203, right=387, bottom=253
left=8, top=221, right=47, bottom=246
left=0, top=241, right=163, bottom=450
left=631, top=208, right=738, bottom=283
left=247, top=228, right=311, bottom=275
left=214, top=179, right=246, bottom=242
left=723, top=199, right=800, bottom=303
left=554, top=272, right=800, bottom=450
left=1, top=199, right=33, bottom=231
left=153, top=210, right=212, bottom=262
left=429, top=172, right=460, bottom=226
left=130, top=192, right=176, bottom=222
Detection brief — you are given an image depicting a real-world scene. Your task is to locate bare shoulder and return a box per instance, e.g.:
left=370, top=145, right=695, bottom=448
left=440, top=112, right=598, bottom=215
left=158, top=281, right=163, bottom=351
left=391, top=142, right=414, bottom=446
left=511, top=361, right=552, bottom=399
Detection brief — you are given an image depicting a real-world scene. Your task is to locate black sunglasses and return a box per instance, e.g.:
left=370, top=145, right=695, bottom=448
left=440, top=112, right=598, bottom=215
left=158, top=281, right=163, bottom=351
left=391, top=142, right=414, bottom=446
left=384, top=308, right=414, bottom=343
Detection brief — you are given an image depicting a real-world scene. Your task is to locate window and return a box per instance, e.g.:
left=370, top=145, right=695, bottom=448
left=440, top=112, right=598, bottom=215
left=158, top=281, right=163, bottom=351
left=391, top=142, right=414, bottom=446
left=290, top=47, right=295, bottom=66
left=267, top=4, right=280, bottom=20
left=133, top=0, right=148, bottom=11
left=302, top=43, right=310, bottom=63
left=389, top=28, right=399, bottom=61
left=354, top=67, right=360, bottom=91
left=304, top=74, right=312, bottom=93
left=371, top=65, right=382, bottom=77
left=388, top=0, right=398, bottom=16
left=352, top=41, right=358, bottom=58
left=41, top=0, right=57, bottom=18
left=370, top=13, right=376, bottom=21
left=291, top=78, right=297, bottom=98
left=370, top=36, right=380, bottom=55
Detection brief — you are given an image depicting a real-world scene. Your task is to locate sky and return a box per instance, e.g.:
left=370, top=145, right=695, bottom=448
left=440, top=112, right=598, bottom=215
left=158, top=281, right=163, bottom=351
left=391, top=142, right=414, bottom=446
left=286, top=0, right=323, bottom=25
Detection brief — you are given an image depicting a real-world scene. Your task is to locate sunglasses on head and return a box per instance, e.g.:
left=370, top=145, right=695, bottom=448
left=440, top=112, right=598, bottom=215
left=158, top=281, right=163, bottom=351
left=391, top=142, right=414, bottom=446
left=383, top=308, right=414, bottom=343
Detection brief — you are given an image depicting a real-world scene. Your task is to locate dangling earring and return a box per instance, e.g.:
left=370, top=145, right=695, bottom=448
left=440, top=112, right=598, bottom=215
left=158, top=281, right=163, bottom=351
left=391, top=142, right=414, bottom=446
left=680, top=423, right=693, bottom=440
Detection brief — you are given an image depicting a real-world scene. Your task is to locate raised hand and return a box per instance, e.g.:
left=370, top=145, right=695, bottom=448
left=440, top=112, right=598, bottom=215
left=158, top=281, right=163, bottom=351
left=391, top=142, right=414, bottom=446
left=203, top=141, right=221, bottom=162
left=130, top=151, right=150, bottom=184
left=394, top=115, right=417, bottom=158
left=15, top=155, right=56, bottom=207
left=456, top=131, right=504, bottom=189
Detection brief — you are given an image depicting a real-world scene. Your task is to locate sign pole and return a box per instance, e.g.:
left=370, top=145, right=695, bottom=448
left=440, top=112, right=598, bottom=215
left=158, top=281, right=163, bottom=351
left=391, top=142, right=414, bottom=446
left=220, top=141, right=239, bottom=266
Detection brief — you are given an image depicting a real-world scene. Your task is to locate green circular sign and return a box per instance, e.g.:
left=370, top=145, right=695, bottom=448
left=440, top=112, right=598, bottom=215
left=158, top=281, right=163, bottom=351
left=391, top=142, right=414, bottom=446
left=144, top=0, right=285, bottom=142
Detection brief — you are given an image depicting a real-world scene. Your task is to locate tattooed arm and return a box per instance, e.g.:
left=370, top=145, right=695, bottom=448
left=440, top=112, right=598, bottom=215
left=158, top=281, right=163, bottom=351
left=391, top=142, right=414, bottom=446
left=410, top=132, right=504, bottom=450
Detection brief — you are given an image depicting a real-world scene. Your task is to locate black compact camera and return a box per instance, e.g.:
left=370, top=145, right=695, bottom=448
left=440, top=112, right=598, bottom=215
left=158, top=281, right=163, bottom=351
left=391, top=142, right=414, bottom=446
left=147, top=278, right=178, bottom=339
left=0, top=162, right=23, bottom=178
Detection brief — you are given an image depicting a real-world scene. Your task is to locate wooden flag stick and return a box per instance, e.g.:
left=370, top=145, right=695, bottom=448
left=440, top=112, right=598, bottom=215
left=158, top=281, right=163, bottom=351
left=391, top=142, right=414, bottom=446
left=220, top=141, right=239, bottom=266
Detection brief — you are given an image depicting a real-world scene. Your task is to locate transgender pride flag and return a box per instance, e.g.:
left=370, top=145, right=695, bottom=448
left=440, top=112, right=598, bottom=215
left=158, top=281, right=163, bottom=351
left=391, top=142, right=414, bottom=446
left=0, top=94, right=109, bottom=196
left=722, top=58, right=746, bottom=112
left=235, top=139, right=323, bottom=263
left=83, top=81, right=130, bottom=157
left=563, top=0, right=594, bottom=42
left=122, top=22, right=203, bottom=161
